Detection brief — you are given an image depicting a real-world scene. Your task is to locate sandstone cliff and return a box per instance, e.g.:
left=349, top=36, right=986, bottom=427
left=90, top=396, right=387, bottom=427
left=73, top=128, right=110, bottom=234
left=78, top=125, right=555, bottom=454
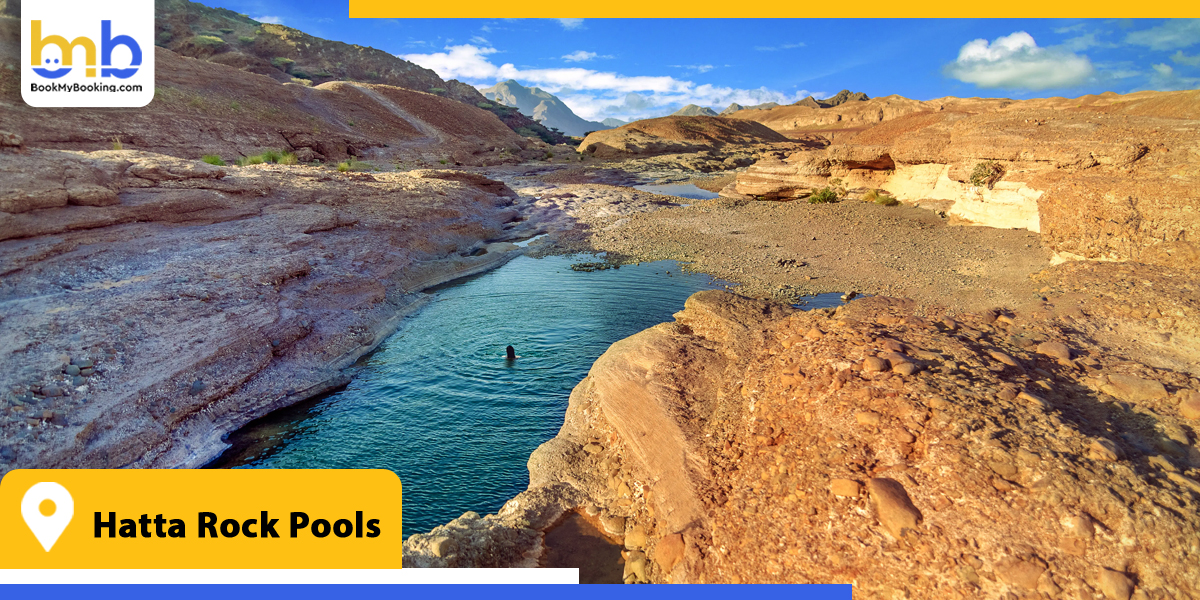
left=407, top=290, right=1200, bottom=598
left=734, top=90, right=1200, bottom=267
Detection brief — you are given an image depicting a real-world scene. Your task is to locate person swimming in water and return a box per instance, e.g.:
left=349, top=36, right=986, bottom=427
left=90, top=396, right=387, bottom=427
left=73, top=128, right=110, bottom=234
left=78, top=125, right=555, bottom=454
left=506, top=345, right=517, bottom=360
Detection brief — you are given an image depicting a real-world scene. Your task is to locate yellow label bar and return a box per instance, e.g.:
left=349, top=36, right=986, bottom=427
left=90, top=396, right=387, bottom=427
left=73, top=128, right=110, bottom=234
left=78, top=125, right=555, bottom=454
left=0, top=470, right=402, bottom=569
left=349, top=0, right=1197, bottom=18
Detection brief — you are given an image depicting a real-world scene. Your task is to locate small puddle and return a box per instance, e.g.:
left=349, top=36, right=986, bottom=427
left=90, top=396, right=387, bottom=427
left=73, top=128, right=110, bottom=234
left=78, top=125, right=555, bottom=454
left=633, top=183, right=720, bottom=200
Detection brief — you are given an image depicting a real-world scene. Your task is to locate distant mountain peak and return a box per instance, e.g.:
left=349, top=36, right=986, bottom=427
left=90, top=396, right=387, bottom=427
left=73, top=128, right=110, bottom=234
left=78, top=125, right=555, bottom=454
left=672, top=104, right=719, bottom=117
left=479, top=79, right=612, bottom=137
left=792, top=90, right=870, bottom=109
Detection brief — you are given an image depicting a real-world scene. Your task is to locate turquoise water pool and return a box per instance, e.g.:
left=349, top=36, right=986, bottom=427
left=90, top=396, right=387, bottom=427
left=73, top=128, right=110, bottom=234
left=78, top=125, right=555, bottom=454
left=210, top=254, right=727, bottom=536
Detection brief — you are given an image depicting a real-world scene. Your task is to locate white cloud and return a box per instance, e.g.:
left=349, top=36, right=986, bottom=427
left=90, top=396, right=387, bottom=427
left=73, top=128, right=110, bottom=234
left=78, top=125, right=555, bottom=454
left=470, top=36, right=489, bottom=45
left=562, top=50, right=597, bottom=62
left=1172, top=51, right=1200, bottom=67
left=557, top=18, right=584, bottom=30
left=754, top=42, right=806, bottom=52
left=1147, top=63, right=1200, bottom=91
left=401, top=44, right=813, bottom=121
left=1060, top=32, right=1116, bottom=52
left=1125, top=19, right=1200, bottom=51
left=671, top=64, right=715, bottom=73
left=944, top=31, right=1094, bottom=90
left=1053, top=23, right=1088, bottom=34
left=252, top=15, right=283, bottom=25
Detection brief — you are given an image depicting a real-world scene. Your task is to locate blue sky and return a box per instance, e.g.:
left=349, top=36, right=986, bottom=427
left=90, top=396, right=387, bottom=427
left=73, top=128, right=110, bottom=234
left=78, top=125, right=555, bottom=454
left=195, top=3, right=1199, bottom=121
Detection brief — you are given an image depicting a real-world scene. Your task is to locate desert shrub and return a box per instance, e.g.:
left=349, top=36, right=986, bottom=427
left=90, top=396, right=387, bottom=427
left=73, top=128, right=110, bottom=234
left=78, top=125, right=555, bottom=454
left=219, top=28, right=235, bottom=34
left=238, top=36, right=255, bottom=44
left=337, top=157, right=370, bottom=172
left=545, top=151, right=554, bottom=160
left=290, top=77, right=313, bottom=86
left=863, top=188, right=898, bottom=206
left=291, top=70, right=311, bottom=80
left=230, top=100, right=241, bottom=112
left=476, top=101, right=494, bottom=109
left=829, top=177, right=843, bottom=187
left=111, top=136, right=123, bottom=151
left=271, top=57, right=295, bottom=72
left=235, top=149, right=289, bottom=166
left=808, top=187, right=839, bottom=204
left=438, top=159, right=448, bottom=165
left=156, top=31, right=173, bottom=46
left=313, top=70, right=334, bottom=78
left=280, top=152, right=298, bottom=165
left=428, top=87, right=446, bottom=94
left=190, top=35, right=226, bottom=48
left=261, top=149, right=283, bottom=163
left=969, top=160, right=1004, bottom=189
left=201, top=155, right=226, bottom=166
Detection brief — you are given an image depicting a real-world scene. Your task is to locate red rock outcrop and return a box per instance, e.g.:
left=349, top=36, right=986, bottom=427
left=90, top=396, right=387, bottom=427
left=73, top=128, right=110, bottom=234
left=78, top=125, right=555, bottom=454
left=407, top=290, right=1200, bottom=597
left=0, top=147, right=528, bottom=471
left=578, top=116, right=792, bottom=158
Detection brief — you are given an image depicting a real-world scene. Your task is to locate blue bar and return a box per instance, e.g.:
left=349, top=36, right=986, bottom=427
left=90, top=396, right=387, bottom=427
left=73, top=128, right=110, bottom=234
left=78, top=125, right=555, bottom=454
left=9, top=584, right=853, bottom=599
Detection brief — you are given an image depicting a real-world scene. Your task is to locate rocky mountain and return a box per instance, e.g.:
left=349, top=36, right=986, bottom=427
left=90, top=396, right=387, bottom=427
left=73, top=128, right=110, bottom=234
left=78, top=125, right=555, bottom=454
left=720, top=102, right=779, bottom=115
left=479, top=80, right=610, bottom=137
left=578, top=115, right=791, bottom=158
left=793, top=89, right=871, bottom=109
left=147, top=0, right=567, bottom=144
left=672, top=104, right=720, bottom=117
left=602, top=118, right=629, bottom=127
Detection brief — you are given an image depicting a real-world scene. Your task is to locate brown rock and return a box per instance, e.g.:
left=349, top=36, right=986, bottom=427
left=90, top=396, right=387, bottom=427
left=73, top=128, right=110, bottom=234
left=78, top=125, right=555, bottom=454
left=655, top=533, right=685, bottom=572
left=1036, top=341, right=1072, bottom=362
left=805, top=328, right=824, bottom=341
left=989, top=350, right=1020, bottom=367
left=863, top=356, right=889, bottom=373
left=1088, top=439, right=1122, bottom=462
left=881, top=339, right=905, bottom=353
left=893, top=362, right=918, bottom=377
left=1104, top=374, right=1168, bottom=403
left=830, top=478, right=861, bottom=497
left=996, top=556, right=1047, bottom=590
left=866, top=477, right=922, bottom=538
left=1098, top=568, right=1135, bottom=600
left=1178, top=390, right=1200, bottom=420
left=856, top=411, right=882, bottom=427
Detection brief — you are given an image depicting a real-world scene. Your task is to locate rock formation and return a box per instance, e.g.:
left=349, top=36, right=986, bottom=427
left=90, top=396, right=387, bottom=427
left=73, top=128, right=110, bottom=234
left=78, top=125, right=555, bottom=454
left=406, top=290, right=1200, bottom=597
left=0, top=145, right=528, bottom=471
left=733, top=90, right=1200, bottom=266
left=577, top=116, right=792, bottom=158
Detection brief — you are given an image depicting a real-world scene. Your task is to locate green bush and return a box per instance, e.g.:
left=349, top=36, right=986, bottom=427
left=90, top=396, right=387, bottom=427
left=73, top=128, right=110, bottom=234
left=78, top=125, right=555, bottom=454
left=235, top=149, right=290, bottom=166
left=337, top=157, right=370, bottom=172
left=219, top=28, right=235, bottom=34
left=238, top=36, right=255, bottom=44
left=291, top=70, right=311, bottom=80
left=969, top=160, right=1004, bottom=189
left=280, top=152, right=298, bottom=165
left=863, top=189, right=898, bottom=206
left=156, top=31, right=173, bottom=46
left=261, top=149, right=283, bottom=163
left=438, top=159, right=448, bottom=165
left=476, top=101, right=494, bottom=109
left=201, top=155, right=226, bottom=166
left=271, top=57, right=295, bottom=72
left=428, top=87, right=446, bottom=94
left=808, top=187, right=839, bottom=204
left=337, top=162, right=351, bottom=173
left=190, top=35, right=226, bottom=48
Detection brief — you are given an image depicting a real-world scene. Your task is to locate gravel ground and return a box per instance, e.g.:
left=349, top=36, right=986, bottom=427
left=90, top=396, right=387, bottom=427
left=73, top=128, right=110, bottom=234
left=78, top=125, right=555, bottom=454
left=546, top=188, right=1050, bottom=314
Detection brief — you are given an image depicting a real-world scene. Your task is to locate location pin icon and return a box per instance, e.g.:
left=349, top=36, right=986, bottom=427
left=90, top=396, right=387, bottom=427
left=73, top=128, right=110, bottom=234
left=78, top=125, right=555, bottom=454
left=21, top=482, right=74, bottom=552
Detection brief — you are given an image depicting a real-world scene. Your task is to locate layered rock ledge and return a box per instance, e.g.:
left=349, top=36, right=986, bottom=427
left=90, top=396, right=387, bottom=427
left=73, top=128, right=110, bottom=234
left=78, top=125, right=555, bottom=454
left=406, top=290, right=1200, bottom=597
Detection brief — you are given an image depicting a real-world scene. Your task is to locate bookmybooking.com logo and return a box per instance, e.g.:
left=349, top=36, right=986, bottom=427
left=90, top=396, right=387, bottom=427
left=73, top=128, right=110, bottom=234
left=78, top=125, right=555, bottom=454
left=21, top=0, right=155, bottom=107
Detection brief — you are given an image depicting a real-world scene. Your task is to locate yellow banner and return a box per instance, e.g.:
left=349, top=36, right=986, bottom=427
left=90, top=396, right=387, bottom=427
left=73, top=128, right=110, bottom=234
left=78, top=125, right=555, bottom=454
left=349, top=0, right=1198, bottom=18
left=0, top=470, right=402, bottom=569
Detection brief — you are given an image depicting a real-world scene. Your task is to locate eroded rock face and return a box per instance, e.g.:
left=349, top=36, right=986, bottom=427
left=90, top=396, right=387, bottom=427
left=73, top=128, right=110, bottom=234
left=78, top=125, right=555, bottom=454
left=578, top=116, right=793, bottom=159
left=409, top=290, right=1200, bottom=597
left=0, top=149, right=526, bottom=472
left=732, top=90, right=1200, bottom=266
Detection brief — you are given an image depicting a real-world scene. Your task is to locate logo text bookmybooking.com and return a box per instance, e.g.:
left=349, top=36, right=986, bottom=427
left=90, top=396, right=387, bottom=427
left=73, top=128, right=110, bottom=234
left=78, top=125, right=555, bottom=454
left=21, top=0, right=155, bottom=108
left=30, top=82, right=144, bottom=93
